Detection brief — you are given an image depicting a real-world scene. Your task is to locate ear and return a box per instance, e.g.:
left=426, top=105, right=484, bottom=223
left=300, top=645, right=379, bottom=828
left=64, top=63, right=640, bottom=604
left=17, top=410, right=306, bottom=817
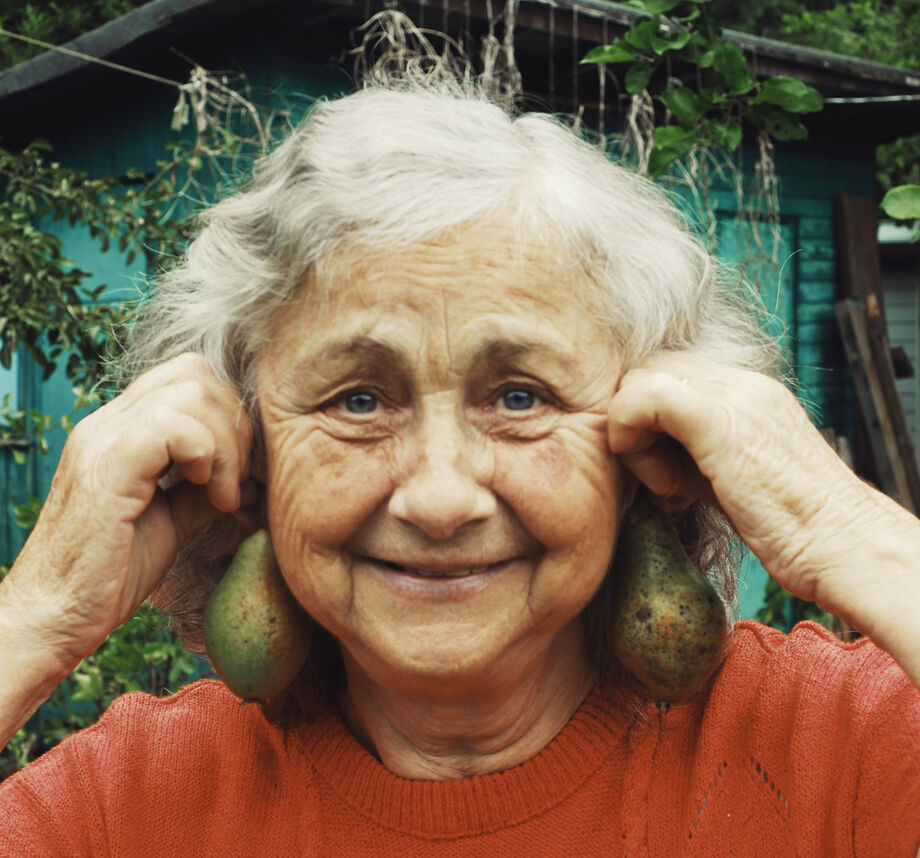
left=247, top=415, right=268, bottom=485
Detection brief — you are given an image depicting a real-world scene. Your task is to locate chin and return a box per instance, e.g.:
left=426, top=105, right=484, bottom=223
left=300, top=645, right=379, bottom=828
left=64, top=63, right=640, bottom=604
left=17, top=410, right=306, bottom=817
left=344, top=618, right=554, bottom=697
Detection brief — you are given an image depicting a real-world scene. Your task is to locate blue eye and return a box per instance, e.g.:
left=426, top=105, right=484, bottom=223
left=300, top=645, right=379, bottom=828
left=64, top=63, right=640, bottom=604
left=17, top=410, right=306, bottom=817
left=500, top=389, right=537, bottom=411
left=343, top=391, right=378, bottom=413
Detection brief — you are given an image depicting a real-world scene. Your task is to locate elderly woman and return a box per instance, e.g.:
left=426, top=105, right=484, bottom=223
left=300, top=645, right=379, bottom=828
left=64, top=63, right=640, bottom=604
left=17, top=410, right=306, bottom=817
left=1, top=60, right=919, bottom=856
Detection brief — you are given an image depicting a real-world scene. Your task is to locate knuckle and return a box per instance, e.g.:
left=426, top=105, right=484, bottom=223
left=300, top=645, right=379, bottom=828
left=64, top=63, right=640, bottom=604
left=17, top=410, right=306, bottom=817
left=169, top=351, right=210, bottom=374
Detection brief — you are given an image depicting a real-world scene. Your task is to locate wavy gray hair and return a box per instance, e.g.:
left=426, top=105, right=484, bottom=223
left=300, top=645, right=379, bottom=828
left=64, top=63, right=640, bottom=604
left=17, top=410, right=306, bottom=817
left=130, top=19, right=782, bottom=718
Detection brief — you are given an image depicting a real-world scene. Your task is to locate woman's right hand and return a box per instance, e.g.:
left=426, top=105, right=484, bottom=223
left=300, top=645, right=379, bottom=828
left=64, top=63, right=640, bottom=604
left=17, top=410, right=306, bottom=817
left=1, top=353, right=254, bottom=672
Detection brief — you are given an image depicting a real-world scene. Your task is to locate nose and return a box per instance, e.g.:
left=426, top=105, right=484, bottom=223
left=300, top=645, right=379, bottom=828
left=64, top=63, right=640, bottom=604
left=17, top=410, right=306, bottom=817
left=388, top=404, right=496, bottom=539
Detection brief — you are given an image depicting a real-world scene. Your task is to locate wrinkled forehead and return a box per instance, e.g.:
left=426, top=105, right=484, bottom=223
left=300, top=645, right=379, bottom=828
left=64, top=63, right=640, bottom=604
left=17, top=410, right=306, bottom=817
left=309, top=223, right=605, bottom=317
left=259, top=224, right=617, bottom=387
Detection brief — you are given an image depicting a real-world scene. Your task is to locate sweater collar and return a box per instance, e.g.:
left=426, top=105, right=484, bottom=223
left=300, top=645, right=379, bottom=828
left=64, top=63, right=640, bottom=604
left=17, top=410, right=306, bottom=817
left=299, top=685, right=643, bottom=837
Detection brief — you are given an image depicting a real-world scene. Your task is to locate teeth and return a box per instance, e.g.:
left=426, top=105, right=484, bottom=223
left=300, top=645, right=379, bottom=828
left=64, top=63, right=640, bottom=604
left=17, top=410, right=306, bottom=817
left=411, top=567, right=478, bottom=578
left=371, top=558, right=497, bottom=578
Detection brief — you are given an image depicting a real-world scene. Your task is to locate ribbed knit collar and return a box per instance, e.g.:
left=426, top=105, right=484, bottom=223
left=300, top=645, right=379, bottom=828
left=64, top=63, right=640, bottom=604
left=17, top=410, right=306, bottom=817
left=299, top=686, right=646, bottom=838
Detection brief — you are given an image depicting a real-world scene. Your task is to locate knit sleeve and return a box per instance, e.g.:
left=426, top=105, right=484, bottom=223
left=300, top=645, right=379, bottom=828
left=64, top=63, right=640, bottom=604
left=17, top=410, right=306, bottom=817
left=0, top=717, right=113, bottom=856
left=0, top=680, right=315, bottom=856
left=727, top=620, right=920, bottom=855
left=852, top=659, right=920, bottom=855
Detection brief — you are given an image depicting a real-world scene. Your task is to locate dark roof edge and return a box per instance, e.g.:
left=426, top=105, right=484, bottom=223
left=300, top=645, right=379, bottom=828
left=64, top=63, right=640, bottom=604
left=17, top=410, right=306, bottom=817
left=535, top=0, right=920, bottom=90
left=0, top=0, right=225, bottom=99
left=2, top=0, right=920, bottom=103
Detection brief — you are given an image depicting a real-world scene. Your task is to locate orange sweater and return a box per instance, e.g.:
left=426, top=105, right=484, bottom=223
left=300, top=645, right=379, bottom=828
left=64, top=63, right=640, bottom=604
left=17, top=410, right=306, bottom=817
left=1, top=620, right=918, bottom=856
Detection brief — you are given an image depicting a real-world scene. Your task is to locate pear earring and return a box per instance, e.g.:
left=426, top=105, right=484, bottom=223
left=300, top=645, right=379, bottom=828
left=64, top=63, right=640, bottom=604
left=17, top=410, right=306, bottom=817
left=204, top=528, right=313, bottom=701
left=609, top=493, right=729, bottom=702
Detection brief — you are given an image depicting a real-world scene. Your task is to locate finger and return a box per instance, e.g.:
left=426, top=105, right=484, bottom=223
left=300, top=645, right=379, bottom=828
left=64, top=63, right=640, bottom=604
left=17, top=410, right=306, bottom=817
left=608, top=368, right=713, bottom=461
left=94, top=408, right=218, bottom=505
left=618, top=435, right=686, bottom=498
left=113, top=353, right=220, bottom=411
left=161, top=477, right=260, bottom=545
left=114, top=355, right=253, bottom=479
left=620, top=436, right=722, bottom=509
left=131, top=379, right=252, bottom=512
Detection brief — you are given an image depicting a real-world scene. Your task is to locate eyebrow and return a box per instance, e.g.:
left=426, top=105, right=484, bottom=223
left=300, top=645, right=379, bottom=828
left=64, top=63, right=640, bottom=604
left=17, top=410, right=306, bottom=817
left=471, top=338, right=579, bottom=373
left=305, top=334, right=577, bottom=378
left=318, top=335, right=408, bottom=371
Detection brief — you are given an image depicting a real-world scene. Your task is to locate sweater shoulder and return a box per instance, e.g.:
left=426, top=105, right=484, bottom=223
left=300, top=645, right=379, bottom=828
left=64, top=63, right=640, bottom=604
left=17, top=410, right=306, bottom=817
left=727, top=617, right=912, bottom=686
left=0, top=680, right=321, bottom=854
left=712, top=619, right=920, bottom=790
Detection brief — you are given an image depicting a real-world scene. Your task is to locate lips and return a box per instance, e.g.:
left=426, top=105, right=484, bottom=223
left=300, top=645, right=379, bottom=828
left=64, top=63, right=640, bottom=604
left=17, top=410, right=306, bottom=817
left=366, top=557, right=510, bottom=578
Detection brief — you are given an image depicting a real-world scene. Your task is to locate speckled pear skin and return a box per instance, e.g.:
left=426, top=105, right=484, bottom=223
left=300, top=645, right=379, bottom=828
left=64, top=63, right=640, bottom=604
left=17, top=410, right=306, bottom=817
left=611, top=500, right=729, bottom=702
left=204, top=529, right=312, bottom=701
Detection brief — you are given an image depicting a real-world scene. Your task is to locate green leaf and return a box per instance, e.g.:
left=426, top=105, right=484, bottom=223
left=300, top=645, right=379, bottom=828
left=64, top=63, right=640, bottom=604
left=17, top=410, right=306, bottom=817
left=637, top=0, right=683, bottom=12
left=650, top=28, right=692, bottom=55
left=13, top=497, right=43, bottom=530
left=647, top=125, right=698, bottom=178
left=71, top=666, right=103, bottom=702
left=754, top=76, right=824, bottom=113
left=726, top=72, right=758, bottom=96
left=625, top=61, right=654, bottom=95
left=712, top=42, right=747, bottom=81
left=702, top=118, right=742, bottom=151
left=880, top=185, right=920, bottom=220
left=761, top=109, right=808, bottom=141
left=660, top=85, right=704, bottom=125
left=581, top=41, right=637, bottom=64
left=625, top=16, right=662, bottom=52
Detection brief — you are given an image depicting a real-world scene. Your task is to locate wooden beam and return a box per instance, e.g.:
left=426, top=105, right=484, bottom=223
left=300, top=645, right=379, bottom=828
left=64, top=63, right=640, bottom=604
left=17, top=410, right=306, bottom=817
left=835, top=299, right=920, bottom=513
left=835, top=194, right=887, bottom=327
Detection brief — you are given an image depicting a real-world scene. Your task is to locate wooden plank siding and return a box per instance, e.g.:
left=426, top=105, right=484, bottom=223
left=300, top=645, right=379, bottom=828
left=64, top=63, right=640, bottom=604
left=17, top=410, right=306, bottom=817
left=885, top=269, right=920, bottom=463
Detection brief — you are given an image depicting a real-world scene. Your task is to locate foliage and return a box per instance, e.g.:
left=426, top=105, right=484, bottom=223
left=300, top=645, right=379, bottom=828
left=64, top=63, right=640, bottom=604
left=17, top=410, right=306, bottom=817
left=0, top=56, right=298, bottom=778
left=881, top=184, right=920, bottom=220
left=0, top=602, right=212, bottom=780
left=778, top=0, right=920, bottom=68
left=0, top=136, right=199, bottom=778
left=581, top=0, right=823, bottom=179
left=755, top=578, right=834, bottom=630
left=877, top=135, right=920, bottom=197
left=704, top=0, right=920, bottom=193
left=0, top=0, right=149, bottom=70
left=880, top=183, right=920, bottom=241
left=706, top=0, right=838, bottom=38
left=0, top=140, right=194, bottom=395
left=778, top=0, right=920, bottom=191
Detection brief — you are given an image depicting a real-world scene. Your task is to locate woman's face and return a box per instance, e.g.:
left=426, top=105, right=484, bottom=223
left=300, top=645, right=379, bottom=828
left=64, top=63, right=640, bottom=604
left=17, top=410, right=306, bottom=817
left=258, top=227, right=623, bottom=698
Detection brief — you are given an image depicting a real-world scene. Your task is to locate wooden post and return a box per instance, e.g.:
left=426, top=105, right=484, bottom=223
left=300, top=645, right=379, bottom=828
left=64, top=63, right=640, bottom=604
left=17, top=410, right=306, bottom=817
left=835, top=299, right=920, bottom=512
left=834, top=194, right=920, bottom=514
left=835, top=195, right=887, bottom=324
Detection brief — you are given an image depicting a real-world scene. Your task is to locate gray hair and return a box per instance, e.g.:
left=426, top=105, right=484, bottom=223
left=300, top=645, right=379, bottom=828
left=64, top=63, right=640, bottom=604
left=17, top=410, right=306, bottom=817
left=126, top=85, right=780, bottom=401
left=133, top=31, right=781, bottom=716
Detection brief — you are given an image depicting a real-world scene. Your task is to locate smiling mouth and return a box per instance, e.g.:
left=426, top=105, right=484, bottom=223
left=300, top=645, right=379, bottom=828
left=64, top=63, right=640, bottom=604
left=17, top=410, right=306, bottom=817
left=366, top=558, right=512, bottom=578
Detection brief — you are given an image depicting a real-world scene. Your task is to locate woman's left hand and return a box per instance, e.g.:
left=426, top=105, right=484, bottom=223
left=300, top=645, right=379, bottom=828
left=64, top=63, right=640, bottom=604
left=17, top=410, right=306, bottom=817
left=607, top=353, right=920, bottom=683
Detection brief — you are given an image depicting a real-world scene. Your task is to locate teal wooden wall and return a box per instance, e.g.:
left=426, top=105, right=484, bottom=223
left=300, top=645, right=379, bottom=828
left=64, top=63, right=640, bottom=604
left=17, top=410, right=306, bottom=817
left=2, top=47, right=878, bottom=619
left=674, top=142, right=877, bottom=617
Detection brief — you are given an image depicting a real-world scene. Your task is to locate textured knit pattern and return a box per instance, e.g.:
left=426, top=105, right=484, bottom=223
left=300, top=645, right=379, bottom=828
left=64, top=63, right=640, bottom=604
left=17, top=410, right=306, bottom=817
left=1, top=620, right=918, bottom=856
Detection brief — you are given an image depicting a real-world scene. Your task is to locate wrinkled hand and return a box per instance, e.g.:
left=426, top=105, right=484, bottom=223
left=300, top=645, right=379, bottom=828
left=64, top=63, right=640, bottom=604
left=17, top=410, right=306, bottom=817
left=5, top=353, right=254, bottom=666
left=607, top=353, right=920, bottom=630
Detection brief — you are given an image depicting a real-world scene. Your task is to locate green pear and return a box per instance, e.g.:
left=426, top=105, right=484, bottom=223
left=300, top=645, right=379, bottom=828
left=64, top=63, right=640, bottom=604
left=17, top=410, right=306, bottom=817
left=611, top=499, right=728, bottom=702
left=204, top=528, right=312, bottom=701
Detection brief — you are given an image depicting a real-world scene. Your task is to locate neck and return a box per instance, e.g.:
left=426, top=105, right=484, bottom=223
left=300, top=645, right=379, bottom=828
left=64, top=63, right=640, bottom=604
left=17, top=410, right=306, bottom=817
left=338, top=621, right=595, bottom=780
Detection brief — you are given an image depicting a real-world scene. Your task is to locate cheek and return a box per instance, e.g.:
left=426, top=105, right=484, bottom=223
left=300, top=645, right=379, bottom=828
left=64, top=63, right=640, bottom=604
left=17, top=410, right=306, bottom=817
left=494, top=433, right=621, bottom=552
left=265, top=424, right=395, bottom=555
